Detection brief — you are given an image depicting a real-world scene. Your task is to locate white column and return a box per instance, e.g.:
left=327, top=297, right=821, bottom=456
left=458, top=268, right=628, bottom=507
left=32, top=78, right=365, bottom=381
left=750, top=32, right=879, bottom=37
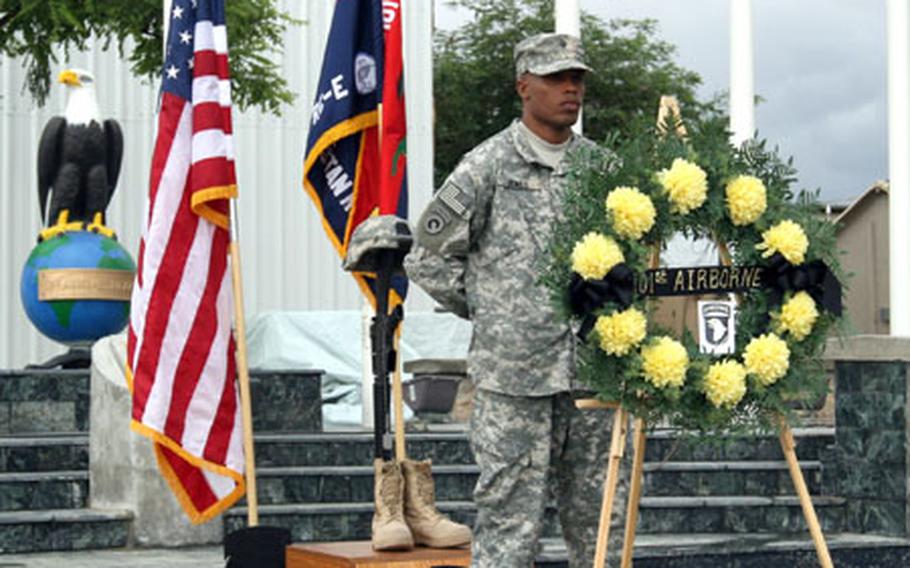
left=555, top=0, right=583, bottom=135
left=163, top=0, right=173, bottom=50
left=555, top=0, right=580, bottom=37
left=401, top=0, right=437, bottom=313
left=404, top=0, right=434, bottom=219
left=729, top=0, right=754, bottom=146
left=888, top=0, right=910, bottom=336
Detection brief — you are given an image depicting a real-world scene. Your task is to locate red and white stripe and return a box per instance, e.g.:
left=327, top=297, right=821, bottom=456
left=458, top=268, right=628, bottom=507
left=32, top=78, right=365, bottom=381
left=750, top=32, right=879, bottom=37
left=127, top=15, right=244, bottom=522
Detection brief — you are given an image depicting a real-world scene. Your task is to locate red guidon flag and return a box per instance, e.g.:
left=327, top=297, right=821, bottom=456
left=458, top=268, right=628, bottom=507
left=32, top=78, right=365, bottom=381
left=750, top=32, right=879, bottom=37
left=127, top=0, right=244, bottom=523
left=378, top=0, right=407, bottom=217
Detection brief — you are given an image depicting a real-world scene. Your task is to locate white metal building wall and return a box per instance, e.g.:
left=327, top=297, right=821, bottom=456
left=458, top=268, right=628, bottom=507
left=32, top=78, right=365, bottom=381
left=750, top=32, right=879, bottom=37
left=0, top=1, right=435, bottom=368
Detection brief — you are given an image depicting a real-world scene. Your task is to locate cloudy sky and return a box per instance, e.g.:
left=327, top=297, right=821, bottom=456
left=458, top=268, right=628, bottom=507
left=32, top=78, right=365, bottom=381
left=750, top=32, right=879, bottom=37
left=436, top=1, right=889, bottom=204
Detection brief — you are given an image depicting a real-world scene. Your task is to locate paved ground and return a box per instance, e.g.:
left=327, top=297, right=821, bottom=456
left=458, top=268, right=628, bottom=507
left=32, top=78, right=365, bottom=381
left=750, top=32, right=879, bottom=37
left=0, top=546, right=224, bottom=567
left=3, top=533, right=909, bottom=567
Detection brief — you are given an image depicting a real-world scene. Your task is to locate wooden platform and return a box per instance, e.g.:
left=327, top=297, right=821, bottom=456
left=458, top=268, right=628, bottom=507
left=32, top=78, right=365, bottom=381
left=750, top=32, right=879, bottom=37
left=286, top=541, right=471, bottom=567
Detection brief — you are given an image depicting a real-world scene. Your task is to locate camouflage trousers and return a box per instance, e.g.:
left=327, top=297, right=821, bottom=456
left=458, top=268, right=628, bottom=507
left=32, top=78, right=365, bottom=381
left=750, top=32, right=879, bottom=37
left=469, top=388, right=629, bottom=568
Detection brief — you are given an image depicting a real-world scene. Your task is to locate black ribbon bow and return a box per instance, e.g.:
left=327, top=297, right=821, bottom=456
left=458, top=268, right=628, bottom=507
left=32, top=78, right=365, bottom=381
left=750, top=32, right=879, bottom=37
left=568, top=263, right=635, bottom=340
left=762, top=252, right=842, bottom=316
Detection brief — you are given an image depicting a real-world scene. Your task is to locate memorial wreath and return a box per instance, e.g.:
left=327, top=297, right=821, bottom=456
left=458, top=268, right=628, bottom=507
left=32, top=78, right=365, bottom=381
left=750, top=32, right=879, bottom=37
left=541, top=117, right=846, bottom=431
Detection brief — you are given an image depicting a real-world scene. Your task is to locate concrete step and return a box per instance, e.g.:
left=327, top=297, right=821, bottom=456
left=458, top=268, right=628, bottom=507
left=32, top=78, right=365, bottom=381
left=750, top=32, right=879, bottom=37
left=248, top=460, right=821, bottom=507
left=644, top=427, right=834, bottom=462
left=0, top=470, right=87, bottom=510
left=0, top=369, right=323, bottom=434
left=0, top=371, right=90, bottom=433
left=224, top=495, right=846, bottom=544
left=643, top=460, right=822, bottom=496
left=0, top=508, right=132, bottom=553
left=254, top=428, right=832, bottom=467
left=224, top=501, right=485, bottom=543
left=535, top=533, right=910, bottom=567
left=254, top=431, right=474, bottom=467
left=637, top=495, right=846, bottom=534
left=0, top=433, right=88, bottom=472
left=253, top=464, right=477, bottom=505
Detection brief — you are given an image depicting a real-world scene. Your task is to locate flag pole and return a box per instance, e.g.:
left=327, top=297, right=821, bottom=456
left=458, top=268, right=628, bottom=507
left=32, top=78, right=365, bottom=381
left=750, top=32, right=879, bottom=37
left=392, top=327, right=406, bottom=461
left=229, top=199, right=259, bottom=527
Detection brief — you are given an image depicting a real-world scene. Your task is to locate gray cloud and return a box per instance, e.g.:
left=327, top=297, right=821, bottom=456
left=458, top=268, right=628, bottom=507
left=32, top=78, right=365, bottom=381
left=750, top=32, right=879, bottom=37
left=594, top=0, right=888, bottom=202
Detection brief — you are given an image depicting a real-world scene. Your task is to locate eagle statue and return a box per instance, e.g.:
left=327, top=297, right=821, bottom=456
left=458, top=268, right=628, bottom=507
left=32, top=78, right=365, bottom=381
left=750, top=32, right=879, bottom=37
left=37, top=68, right=123, bottom=241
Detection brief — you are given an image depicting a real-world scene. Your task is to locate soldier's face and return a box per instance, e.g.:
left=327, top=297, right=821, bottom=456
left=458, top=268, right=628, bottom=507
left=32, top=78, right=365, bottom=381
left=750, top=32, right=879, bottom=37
left=517, top=69, right=585, bottom=138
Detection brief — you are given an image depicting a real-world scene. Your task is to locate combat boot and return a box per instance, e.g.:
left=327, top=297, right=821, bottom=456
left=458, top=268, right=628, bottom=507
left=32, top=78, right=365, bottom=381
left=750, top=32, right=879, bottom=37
left=371, top=458, right=414, bottom=551
left=401, top=458, right=472, bottom=548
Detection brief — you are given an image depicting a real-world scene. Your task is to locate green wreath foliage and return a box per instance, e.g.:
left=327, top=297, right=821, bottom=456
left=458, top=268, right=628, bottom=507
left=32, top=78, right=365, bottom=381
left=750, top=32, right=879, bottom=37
left=541, top=115, right=847, bottom=431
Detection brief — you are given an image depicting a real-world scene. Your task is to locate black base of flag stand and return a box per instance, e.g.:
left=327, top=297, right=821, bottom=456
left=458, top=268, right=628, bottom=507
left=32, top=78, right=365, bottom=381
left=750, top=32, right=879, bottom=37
left=224, top=525, right=292, bottom=568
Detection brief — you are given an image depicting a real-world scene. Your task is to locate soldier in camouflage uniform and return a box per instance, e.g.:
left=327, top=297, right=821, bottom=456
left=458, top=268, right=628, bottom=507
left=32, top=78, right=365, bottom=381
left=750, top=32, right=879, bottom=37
left=404, top=33, right=628, bottom=567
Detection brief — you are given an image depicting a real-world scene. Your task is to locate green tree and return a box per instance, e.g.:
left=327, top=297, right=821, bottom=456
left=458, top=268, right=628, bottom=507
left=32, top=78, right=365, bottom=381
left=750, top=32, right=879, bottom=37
left=0, top=0, right=296, bottom=114
left=434, top=0, right=719, bottom=184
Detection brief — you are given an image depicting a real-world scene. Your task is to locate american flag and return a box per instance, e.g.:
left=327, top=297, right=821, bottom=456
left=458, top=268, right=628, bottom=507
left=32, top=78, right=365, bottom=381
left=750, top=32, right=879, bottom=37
left=127, top=0, right=245, bottom=523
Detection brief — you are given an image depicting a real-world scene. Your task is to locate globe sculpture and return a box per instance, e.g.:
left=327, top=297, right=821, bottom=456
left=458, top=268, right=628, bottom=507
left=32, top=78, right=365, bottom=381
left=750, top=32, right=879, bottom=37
left=20, top=230, right=135, bottom=347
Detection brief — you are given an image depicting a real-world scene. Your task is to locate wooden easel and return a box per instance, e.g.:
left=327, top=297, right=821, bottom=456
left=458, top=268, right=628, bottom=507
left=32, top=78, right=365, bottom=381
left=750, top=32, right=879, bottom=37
left=577, top=400, right=833, bottom=567
left=579, top=97, right=834, bottom=568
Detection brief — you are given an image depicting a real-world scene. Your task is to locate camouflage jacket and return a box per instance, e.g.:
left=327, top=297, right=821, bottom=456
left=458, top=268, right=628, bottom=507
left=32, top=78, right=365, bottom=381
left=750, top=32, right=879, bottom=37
left=405, top=120, right=602, bottom=396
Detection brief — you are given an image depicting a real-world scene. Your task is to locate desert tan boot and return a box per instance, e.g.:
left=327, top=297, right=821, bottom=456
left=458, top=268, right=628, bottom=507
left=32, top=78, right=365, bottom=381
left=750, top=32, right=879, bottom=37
left=401, top=458, right=472, bottom=548
left=371, top=458, right=414, bottom=551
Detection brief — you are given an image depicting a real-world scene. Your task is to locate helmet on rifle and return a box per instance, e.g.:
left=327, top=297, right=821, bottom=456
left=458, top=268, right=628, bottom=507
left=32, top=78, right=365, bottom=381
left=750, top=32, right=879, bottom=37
left=343, top=215, right=413, bottom=275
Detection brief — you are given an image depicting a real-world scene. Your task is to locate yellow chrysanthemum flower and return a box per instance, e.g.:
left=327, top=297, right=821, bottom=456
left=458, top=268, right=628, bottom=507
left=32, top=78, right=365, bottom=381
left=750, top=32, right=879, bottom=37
left=777, top=291, right=819, bottom=341
left=704, top=360, right=748, bottom=408
left=657, top=158, right=708, bottom=215
left=605, top=186, right=656, bottom=240
left=571, top=232, right=624, bottom=280
left=641, top=336, right=689, bottom=389
left=725, top=175, right=767, bottom=226
left=756, top=220, right=809, bottom=265
left=743, top=333, right=790, bottom=386
left=594, top=307, right=648, bottom=356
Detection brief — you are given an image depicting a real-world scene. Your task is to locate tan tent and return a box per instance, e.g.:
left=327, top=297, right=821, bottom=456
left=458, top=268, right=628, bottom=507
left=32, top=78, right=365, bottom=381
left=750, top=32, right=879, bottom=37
left=835, top=181, right=890, bottom=335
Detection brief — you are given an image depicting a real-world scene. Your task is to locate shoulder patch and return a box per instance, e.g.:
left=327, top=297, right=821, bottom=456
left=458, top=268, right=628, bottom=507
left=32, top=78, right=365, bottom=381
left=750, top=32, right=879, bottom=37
left=437, top=180, right=472, bottom=219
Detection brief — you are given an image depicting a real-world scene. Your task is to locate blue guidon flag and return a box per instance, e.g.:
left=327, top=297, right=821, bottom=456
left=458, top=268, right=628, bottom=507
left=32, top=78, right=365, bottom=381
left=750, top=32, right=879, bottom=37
left=303, top=0, right=408, bottom=308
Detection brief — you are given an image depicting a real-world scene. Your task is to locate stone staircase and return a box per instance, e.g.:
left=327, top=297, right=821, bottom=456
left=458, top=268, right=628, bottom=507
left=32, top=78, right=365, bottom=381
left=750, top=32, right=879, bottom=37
left=3, top=368, right=910, bottom=565
left=637, top=429, right=846, bottom=536
left=0, top=370, right=131, bottom=553
left=223, top=429, right=843, bottom=546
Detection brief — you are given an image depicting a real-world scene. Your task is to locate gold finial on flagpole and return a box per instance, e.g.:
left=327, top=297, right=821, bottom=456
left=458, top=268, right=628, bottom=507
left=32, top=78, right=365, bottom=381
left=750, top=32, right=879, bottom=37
left=656, top=95, right=687, bottom=138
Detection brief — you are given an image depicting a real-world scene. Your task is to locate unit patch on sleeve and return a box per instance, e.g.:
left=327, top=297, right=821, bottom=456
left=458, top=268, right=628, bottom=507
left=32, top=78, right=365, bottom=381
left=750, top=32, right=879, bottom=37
left=424, top=208, right=449, bottom=235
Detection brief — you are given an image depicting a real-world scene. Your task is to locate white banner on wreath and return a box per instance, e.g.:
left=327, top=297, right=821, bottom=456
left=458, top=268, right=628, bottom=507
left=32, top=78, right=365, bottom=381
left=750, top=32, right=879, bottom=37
left=698, top=300, right=737, bottom=355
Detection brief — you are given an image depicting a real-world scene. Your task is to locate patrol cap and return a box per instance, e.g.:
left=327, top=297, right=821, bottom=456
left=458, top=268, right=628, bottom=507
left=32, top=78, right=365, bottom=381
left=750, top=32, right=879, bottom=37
left=514, top=33, right=592, bottom=78
left=343, top=215, right=413, bottom=275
